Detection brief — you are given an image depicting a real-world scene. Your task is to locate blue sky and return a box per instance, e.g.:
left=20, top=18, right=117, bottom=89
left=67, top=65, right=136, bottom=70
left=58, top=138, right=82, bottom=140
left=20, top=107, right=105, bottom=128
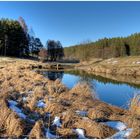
left=0, top=1, right=140, bottom=47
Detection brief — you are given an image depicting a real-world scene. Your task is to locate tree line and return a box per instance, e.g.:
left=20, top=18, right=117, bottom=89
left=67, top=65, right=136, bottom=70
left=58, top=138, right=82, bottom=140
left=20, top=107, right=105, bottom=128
left=0, top=17, right=64, bottom=61
left=64, top=33, right=140, bottom=61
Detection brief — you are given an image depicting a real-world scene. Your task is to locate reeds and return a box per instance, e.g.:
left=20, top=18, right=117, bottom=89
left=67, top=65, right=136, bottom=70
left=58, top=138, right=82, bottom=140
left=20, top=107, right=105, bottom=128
left=129, top=93, right=140, bottom=116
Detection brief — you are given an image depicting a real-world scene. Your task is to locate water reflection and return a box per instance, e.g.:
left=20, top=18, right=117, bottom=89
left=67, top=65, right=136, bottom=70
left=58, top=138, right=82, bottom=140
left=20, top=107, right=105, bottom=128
left=42, top=71, right=64, bottom=81
left=78, top=74, right=96, bottom=91
left=40, top=70, right=140, bottom=108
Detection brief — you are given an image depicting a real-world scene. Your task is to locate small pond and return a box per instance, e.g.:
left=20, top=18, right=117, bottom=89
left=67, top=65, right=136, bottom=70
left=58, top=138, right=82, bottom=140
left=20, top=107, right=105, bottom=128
left=40, top=70, right=140, bottom=109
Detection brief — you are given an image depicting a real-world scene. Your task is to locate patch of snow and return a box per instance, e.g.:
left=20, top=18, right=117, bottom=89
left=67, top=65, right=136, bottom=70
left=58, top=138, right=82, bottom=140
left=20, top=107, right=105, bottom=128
left=28, top=90, right=33, bottom=94
left=28, top=119, right=35, bottom=123
left=9, top=105, right=23, bottom=113
left=104, top=121, right=126, bottom=131
left=109, top=128, right=133, bottom=139
left=8, top=100, right=18, bottom=106
left=18, top=112, right=26, bottom=119
left=112, top=61, right=118, bottom=64
left=45, top=128, right=59, bottom=139
left=75, top=110, right=87, bottom=117
left=8, top=100, right=26, bottom=119
left=136, top=61, right=140, bottom=64
left=46, top=112, right=51, bottom=117
left=36, top=100, right=46, bottom=108
left=52, top=116, right=62, bottom=127
left=22, top=97, right=27, bottom=102
left=73, top=128, right=86, bottom=139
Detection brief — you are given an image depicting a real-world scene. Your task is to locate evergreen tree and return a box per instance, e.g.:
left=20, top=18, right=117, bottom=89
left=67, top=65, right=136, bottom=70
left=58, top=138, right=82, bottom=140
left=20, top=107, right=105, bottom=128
left=0, top=18, right=29, bottom=57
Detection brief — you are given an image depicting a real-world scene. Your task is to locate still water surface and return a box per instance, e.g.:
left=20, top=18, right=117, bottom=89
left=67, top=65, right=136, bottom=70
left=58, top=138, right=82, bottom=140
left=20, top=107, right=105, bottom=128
left=41, top=70, right=140, bottom=109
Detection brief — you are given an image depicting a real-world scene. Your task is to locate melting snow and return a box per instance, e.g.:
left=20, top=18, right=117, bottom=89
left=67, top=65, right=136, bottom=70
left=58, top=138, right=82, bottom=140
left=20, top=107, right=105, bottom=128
left=75, top=110, right=87, bottom=117
left=45, top=128, right=59, bottom=139
left=8, top=100, right=26, bottom=119
left=52, top=116, right=62, bottom=127
left=136, top=61, right=140, bottom=64
left=45, top=112, right=51, bottom=118
left=28, top=90, right=33, bottom=94
left=8, top=100, right=18, bottom=106
left=73, top=128, right=86, bottom=139
left=22, top=97, right=27, bottom=102
left=104, top=121, right=126, bottom=131
left=36, top=100, right=46, bottom=108
left=112, top=61, right=118, bottom=64
left=133, top=61, right=140, bottom=64
left=109, top=128, right=133, bottom=139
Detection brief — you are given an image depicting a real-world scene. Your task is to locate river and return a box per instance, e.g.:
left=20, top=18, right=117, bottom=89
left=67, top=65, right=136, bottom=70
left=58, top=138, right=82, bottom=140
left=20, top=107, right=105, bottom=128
left=39, top=70, right=140, bottom=109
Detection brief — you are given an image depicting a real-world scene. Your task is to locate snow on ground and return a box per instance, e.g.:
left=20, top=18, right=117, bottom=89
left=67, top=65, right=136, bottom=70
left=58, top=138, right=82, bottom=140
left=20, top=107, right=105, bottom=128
left=22, top=97, right=27, bottom=102
left=28, top=90, right=33, bottom=94
left=112, top=61, right=118, bottom=64
left=45, top=128, right=59, bottom=139
left=104, top=121, right=126, bottom=131
left=52, top=116, right=62, bottom=127
left=107, top=60, right=118, bottom=64
left=73, top=128, right=86, bottom=139
left=75, top=110, right=87, bottom=117
left=105, top=121, right=133, bottom=139
left=8, top=100, right=26, bottom=119
left=132, top=61, right=140, bottom=64
left=136, top=61, right=140, bottom=64
left=109, top=128, right=133, bottom=139
left=8, top=100, right=18, bottom=106
left=36, top=99, right=46, bottom=108
left=46, top=112, right=51, bottom=117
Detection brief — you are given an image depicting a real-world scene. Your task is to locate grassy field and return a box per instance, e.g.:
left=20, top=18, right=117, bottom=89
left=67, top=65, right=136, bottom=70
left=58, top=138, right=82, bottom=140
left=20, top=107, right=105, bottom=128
left=0, top=56, right=140, bottom=138
left=76, top=56, right=140, bottom=76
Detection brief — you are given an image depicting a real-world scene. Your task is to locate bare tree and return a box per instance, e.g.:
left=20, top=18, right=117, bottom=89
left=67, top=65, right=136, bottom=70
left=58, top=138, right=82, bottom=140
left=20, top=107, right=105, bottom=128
left=18, top=16, right=28, bottom=34
left=46, top=40, right=64, bottom=61
left=38, top=48, right=47, bottom=62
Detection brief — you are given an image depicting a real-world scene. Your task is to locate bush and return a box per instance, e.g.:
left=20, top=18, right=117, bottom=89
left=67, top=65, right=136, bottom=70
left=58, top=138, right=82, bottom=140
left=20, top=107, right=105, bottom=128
left=38, top=48, right=47, bottom=62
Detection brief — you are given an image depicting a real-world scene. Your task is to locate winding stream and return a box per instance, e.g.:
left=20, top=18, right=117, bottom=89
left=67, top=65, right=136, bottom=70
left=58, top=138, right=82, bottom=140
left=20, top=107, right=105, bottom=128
left=40, top=70, right=140, bottom=109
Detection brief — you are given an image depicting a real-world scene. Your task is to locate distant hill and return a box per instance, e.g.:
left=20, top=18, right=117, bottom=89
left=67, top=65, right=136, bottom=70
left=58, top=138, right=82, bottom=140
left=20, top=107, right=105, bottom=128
left=64, top=33, right=140, bottom=61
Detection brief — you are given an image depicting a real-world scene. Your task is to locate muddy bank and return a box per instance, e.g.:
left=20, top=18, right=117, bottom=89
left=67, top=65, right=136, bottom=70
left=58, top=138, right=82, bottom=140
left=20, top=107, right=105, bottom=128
left=0, top=59, right=140, bottom=138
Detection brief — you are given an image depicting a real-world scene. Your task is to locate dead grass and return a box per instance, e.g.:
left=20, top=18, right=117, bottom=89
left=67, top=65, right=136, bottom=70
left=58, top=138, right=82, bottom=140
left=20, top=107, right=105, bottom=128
left=29, top=119, right=45, bottom=139
left=74, top=118, right=117, bottom=138
left=129, top=94, right=140, bottom=116
left=0, top=98, right=25, bottom=138
left=0, top=57, right=140, bottom=138
left=76, top=56, right=140, bottom=76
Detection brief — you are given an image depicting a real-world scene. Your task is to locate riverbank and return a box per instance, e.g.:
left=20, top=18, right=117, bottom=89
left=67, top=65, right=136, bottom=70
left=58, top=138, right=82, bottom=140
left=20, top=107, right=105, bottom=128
left=75, top=56, right=140, bottom=76
left=0, top=57, right=140, bottom=138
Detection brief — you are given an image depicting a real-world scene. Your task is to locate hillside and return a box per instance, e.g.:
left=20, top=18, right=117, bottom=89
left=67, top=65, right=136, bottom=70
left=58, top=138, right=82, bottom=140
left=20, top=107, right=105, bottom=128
left=64, top=33, right=140, bottom=61
left=75, top=56, right=140, bottom=77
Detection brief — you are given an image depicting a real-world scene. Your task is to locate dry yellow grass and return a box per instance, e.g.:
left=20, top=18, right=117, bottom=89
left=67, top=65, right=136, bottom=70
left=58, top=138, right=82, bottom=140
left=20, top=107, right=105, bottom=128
left=76, top=56, right=140, bottom=76
left=129, top=94, right=140, bottom=116
left=0, top=57, right=140, bottom=138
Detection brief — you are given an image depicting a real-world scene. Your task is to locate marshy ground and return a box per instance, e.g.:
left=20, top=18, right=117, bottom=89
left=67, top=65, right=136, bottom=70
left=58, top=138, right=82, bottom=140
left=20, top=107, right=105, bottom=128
left=0, top=57, right=140, bottom=139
